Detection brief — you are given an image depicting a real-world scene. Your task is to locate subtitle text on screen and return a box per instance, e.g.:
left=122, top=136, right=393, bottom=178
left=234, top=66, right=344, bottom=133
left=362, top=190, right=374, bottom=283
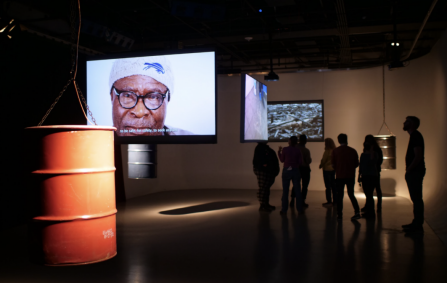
left=119, top=128, right=178, bottom=134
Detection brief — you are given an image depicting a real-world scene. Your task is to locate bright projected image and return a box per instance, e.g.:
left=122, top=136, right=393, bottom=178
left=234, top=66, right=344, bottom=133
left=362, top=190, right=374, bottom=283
left=87, top=51, right=216, bottom=143
left=268, top=101, right=324, bottom=142
left=241, top=74, right=268, bottom=142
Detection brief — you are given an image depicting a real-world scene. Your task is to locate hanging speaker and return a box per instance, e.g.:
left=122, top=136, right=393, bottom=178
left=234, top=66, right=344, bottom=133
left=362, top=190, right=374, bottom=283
left=128, top=144, right=157, bottom=178
left=374, top=135, right=396, bottom=170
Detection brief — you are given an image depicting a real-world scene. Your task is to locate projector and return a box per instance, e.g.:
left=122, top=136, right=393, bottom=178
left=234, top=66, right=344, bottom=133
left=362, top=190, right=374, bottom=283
left=388, top=61, right=404, bottom=70
left=264, top=71, right=279, bottom=81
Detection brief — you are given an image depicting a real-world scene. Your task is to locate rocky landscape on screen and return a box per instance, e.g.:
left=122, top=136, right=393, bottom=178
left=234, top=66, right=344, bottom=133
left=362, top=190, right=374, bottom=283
left=267, top=103, right=323, bottom=141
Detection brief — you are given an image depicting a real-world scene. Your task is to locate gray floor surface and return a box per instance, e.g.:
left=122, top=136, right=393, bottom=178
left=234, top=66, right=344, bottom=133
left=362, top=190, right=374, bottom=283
left=1, top=189, right=447, bottom=283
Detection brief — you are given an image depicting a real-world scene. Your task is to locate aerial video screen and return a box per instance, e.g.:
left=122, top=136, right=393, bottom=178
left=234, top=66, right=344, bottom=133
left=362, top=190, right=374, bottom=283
left=240, top=74, right=268, bottom=142
left=86, top=51, right=216, bottom=144
left=267, top=101, right=324, bottom=142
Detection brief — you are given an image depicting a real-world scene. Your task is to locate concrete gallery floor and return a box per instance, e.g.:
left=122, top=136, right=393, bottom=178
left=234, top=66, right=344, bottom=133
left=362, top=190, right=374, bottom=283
left=2, top=189, right=447, bottom=283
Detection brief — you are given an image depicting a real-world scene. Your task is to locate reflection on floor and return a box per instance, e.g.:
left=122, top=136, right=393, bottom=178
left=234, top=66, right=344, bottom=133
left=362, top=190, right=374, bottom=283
left=2, top=189, right=447, bottom=283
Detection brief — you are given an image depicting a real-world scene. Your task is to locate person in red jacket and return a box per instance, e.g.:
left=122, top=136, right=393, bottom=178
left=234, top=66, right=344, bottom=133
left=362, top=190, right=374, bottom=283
left=332, top=133, right=360, bottom=220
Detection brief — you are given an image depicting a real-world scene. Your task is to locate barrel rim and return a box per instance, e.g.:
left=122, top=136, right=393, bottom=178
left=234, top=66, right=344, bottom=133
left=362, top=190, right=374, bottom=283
left=33, top=210, right=117, bottom=221
left=25, top=125, right=116, bottom=131
left=373, top=135, right=396, bottom=138
left=44, top=252, right=117, bottom=266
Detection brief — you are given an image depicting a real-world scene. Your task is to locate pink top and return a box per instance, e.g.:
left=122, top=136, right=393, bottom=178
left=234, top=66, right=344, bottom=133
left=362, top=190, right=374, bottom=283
left=278, top=146, right=303, bottom=168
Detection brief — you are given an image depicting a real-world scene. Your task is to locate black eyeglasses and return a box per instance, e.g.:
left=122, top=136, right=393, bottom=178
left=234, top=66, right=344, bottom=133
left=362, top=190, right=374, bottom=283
left=113, top=86, right=170, bottom=110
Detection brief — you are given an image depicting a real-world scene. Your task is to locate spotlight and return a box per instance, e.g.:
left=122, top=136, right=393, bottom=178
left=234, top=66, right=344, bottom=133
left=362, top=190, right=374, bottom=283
left=391, top=42, right=394, bottom=46
left=259, top=9, right=262, bottom=12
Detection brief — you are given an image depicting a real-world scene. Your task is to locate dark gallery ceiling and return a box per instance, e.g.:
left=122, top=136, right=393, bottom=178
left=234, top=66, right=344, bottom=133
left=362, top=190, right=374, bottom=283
left=2, top=0, right=447, bottom=74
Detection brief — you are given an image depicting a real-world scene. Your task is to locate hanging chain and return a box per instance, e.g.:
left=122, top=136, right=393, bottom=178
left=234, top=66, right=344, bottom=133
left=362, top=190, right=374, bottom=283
left=38, top=78, right=73, bottom=126
left=378, top=64, right=394, bottom=135
left=382, top=64, right=385, bottom=122
left=75, top=81, right=96, bottom=125
left=37, top=0, right=97, bottom=126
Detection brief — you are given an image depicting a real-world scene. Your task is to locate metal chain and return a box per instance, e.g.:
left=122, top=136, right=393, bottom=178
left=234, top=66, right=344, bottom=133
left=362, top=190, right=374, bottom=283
left=75, top=81, right=97, bottom=125
left=378, top=64, right=395, bottom=135
left=38, top=78, right=73, bottom=126
left=37, top=0, right=97, bottom=126
left=69, top=0, right=77, bottom=75
left=383, top=64, right=385, bottom=123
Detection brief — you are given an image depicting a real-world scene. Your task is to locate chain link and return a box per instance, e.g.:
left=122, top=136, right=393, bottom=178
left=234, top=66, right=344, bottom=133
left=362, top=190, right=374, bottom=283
left=38, top=78, right=73, bottom=126
left=378, top=64, right=394, bottom=136
left=75, top=81, right=97, bottom=125
left=37, top=0, right=97, bottom=126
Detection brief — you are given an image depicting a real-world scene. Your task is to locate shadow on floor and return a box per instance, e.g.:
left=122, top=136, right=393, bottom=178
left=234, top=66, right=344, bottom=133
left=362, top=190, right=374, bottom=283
left=159, top=201, right=250, bottom=215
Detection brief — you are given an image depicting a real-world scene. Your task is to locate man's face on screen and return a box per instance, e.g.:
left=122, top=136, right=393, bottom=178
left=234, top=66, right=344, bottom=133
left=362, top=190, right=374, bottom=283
left=111, top=75, right=168, bottom=136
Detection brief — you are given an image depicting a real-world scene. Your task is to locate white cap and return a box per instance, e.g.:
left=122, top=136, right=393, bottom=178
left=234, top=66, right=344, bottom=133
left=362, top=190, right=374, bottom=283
left=109, top=56, right=174, bottom=96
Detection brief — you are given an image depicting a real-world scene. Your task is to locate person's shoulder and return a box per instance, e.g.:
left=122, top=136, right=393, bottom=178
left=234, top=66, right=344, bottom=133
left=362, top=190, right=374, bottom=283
left=413, top=130, right=424, bottom=139
left=347, top=146, right=358, bottom=155
left=347, top=145, right=357, bottom=151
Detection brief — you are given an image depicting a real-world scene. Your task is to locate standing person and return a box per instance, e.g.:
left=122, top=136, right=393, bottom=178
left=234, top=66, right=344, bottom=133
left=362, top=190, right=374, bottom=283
left=253, top=142, right=280, bottom=211
left=361, top=135, right=383, bottom=213
left=402, top=116, right=426, bottom=234
left=320, top=138, right=337, bottom=206
left=332, top=133, right=361, bottom=220
left=358, top=141, right=378, bottom=218
left=290, top=134, right=312, bottom=207
left=278, top=136, right=304, bottom=215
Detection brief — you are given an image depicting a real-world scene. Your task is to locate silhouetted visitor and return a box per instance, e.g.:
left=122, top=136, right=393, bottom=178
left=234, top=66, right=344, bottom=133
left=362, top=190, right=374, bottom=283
left=402, top=116, right=426, bottom=234
left=253, top=142, right=280, bottom=212
left=332, top=133, right=361, bottom=220
left=290, top=134, right=312, bottom=208
left=278, top=136, right=304, bottom=215
left=360, top=135, right=383, bottom=213
left=358, top=141, right=378, bottom=218
left=320, top=138, right=337, bottom=206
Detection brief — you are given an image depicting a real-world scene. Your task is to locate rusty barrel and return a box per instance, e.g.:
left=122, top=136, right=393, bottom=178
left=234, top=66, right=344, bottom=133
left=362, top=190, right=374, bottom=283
left=25, top=125, right=117, bottom=266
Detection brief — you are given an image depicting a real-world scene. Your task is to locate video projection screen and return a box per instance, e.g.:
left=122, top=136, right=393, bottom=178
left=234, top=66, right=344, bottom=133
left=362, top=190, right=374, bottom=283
left=86, top=50, right=216, bottom=144
left=240, top=74, right=268, bottom=142
left=267, top=100, right=324, bottom=142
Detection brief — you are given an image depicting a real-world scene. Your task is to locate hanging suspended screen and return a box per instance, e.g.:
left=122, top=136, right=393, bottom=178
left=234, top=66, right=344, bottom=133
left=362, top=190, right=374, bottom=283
left=86, top=50, right=217, bottom=144
left=240, top=74, right=269, bottom=143
left=267, top=100, right=324, bottom=142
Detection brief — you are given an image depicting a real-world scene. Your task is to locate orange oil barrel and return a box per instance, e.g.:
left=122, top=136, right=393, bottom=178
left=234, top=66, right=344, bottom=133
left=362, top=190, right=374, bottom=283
left=25, top=125, right=118, bottom=266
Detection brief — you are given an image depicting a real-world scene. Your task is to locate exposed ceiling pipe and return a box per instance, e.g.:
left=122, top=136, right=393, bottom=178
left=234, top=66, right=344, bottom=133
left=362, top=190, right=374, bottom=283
left=401, top=0, right=438, bottom=61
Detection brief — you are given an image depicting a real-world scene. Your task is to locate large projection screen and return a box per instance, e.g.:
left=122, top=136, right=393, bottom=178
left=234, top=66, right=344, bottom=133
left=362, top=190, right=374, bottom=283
left=267, top=100, right=324, bottom=142
left=86, top=50, right=216, bottom=144
left=240, top=74, right=268, bottom=143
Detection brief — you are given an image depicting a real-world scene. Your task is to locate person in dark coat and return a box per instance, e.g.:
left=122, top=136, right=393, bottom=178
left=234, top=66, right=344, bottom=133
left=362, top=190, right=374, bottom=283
left=360, top=135, right=383, bottom=213
left=253, top=142, right=280, bottom=211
